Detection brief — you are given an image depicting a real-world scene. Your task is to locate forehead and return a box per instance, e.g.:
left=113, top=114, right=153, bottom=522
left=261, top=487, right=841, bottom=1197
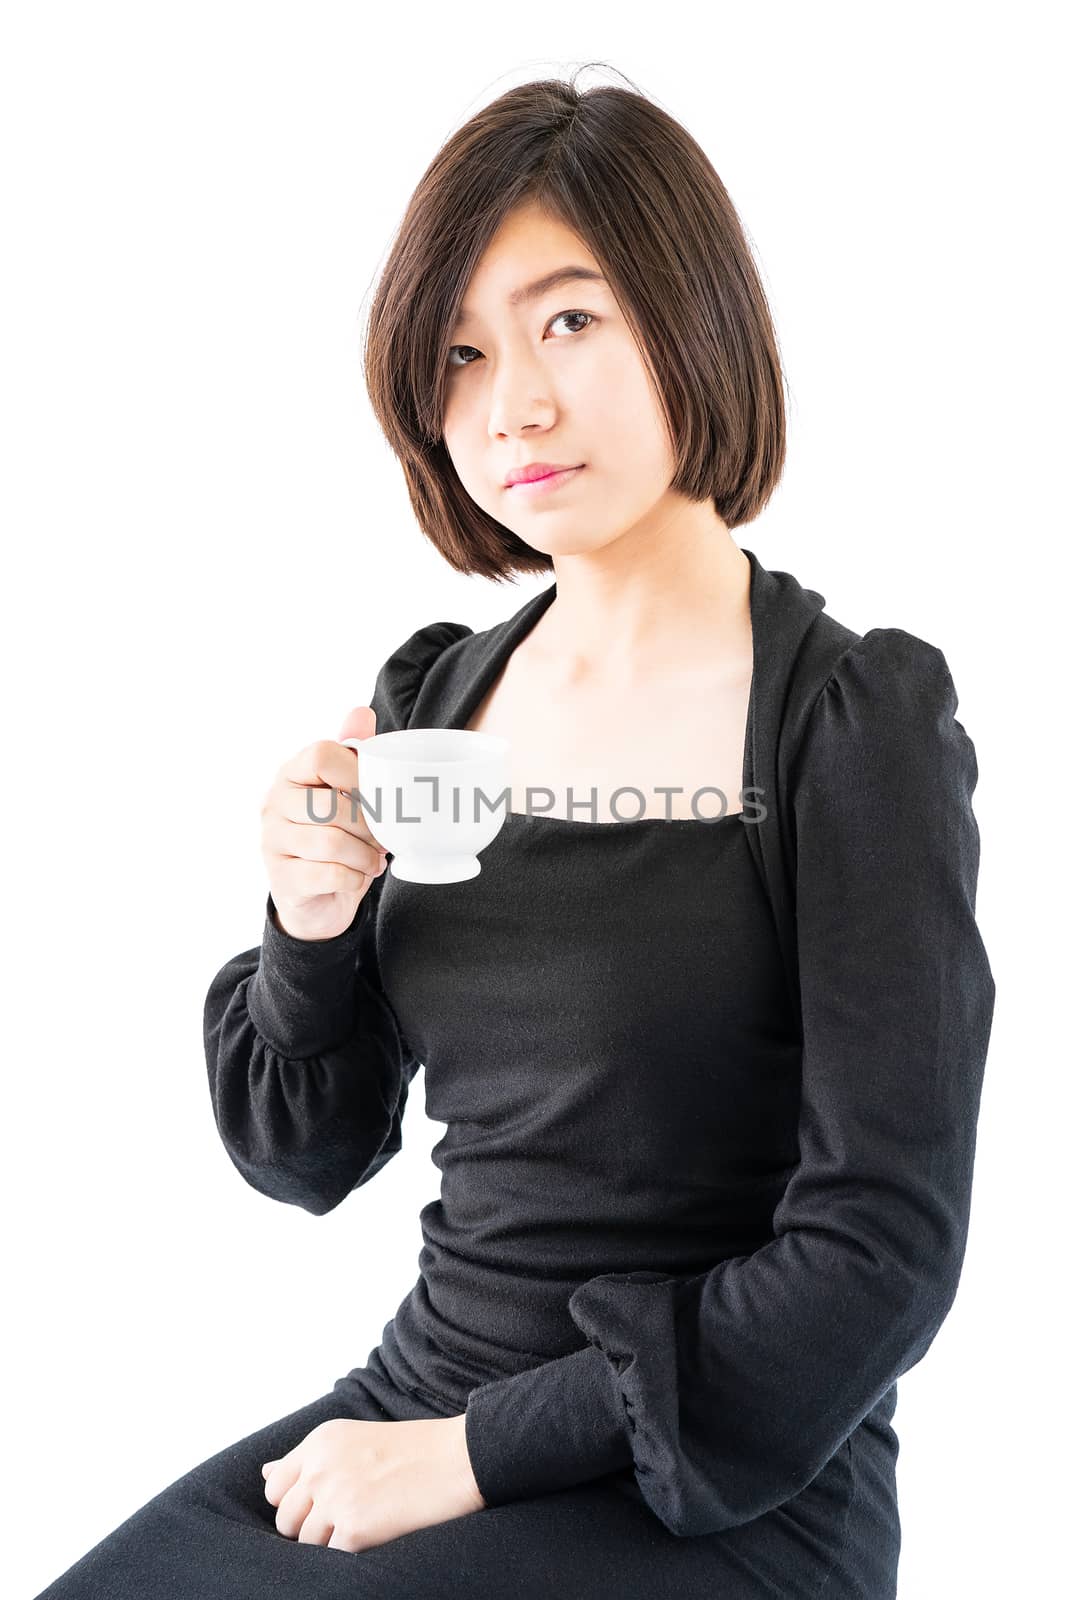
left=454, top=265, right=608, bottom=328
left=454, top=204, right=607, bottom=328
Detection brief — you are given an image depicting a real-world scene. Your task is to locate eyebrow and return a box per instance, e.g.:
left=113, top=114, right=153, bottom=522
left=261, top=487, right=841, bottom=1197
left=454, top=266, right=607, bottom=328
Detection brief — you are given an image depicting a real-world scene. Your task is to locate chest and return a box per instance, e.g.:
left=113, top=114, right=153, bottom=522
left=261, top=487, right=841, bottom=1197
left=375, top=804, right=798, bottom=1180
left=465, top=653, right=752, bottom=822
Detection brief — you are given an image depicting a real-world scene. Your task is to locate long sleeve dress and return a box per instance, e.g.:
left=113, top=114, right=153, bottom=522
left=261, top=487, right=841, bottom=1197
left=197, top=548, right=995, bottom=1597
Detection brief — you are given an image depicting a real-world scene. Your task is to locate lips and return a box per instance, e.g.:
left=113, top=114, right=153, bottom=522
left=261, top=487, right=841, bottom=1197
left=504, top=462, right=582, bottom=487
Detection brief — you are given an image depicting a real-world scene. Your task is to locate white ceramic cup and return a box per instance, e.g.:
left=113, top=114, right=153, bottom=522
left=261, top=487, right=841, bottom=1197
left=341, top=728, right=511, bottom=884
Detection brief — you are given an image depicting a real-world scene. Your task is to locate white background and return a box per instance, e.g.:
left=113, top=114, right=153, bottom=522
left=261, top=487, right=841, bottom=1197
left=3, top=5, right=1060, bottom=1596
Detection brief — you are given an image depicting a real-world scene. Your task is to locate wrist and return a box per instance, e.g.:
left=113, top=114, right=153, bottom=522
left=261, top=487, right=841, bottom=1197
left=450, top=1412, right=487, bottom=1511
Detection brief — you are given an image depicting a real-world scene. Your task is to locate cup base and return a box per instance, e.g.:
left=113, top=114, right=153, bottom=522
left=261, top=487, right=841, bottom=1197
left=389, top=854, right=482, bottom=885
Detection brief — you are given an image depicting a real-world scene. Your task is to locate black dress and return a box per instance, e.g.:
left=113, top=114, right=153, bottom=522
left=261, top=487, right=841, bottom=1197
left=36, top=553, right=994, bottom=1598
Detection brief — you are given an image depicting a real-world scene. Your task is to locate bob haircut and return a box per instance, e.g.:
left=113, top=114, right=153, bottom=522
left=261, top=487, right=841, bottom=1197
left=363, top=68, right=788, bottom=585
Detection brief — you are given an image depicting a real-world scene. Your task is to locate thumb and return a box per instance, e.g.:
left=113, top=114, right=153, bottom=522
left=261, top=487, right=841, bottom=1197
left=337, top=703, right=377, bottom=744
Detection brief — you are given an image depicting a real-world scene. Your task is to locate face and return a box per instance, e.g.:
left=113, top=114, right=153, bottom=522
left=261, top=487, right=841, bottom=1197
left=440, top=200, right=684, bottom=559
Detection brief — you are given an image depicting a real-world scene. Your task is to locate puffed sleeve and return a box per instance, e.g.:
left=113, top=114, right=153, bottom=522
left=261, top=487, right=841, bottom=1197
left=461, top=627, right=996, bottom=1535
left=202, top=619, right=473, bottom=1216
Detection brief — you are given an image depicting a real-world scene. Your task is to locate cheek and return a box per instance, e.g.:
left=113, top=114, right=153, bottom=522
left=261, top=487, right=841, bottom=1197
left=579, top=357, right=670, bottom=473
left=442, top=430, right=503, bottom=512
left=441, top=411, right=480, bottom=480
left=585, top=334, right=659, bottom=414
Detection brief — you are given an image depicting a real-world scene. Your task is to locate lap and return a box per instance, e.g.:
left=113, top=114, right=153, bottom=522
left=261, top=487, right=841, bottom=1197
left=34, top=1359, right=888, bottom=1600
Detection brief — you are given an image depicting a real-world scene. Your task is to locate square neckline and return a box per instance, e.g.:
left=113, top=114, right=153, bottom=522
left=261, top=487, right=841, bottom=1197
left=448, top=565, right=756, bottom=830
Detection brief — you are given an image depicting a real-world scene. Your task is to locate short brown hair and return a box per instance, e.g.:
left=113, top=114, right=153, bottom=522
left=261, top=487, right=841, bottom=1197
left=362, top=68, right=788, bottom=584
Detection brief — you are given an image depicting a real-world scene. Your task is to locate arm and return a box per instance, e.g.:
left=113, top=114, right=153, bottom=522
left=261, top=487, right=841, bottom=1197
left=202, top=616, right=472, bottom=1215
left=203, top=876, right=421, bottom=1216
left=461, top=628, right=997, bottom=1536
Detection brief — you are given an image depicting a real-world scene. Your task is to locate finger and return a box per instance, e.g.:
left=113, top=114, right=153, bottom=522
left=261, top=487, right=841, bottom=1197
left=328, top=1523, right=362, bottom=1553
left=275, top=1482, right=315, bottom=1541
left=336, top=703, right=377, bottom=745
left=269, top=855, right=380, bottom=902
left=274, top=782, right=387, bottom=853
left=279, top=738, right=366, bottom=798
left=271, top=741, right=387, bottom=852
left=264, top=816, right=387, bottom=879
left=262, top=1456, right=298, bottom=1507
left=298, top=1509, right=336, bottom=1547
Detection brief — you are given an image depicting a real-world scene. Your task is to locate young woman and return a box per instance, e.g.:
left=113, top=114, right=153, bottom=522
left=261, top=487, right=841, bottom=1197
left=37, top=72, right=995, bottom=1600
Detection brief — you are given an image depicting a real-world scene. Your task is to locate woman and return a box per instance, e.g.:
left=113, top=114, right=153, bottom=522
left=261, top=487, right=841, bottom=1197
left=36, top=72, right=995, bottom=1600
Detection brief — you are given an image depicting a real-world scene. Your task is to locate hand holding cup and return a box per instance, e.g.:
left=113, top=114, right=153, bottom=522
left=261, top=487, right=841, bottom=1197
left=260, top=706, right=389, bottom=942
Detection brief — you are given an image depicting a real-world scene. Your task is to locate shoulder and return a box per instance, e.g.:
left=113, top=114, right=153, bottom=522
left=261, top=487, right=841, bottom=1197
left=369, top=619, right=474, bottom=735
left=816, top=626, right=961, bottom=725
left=791, top=624, right=980, bottom=819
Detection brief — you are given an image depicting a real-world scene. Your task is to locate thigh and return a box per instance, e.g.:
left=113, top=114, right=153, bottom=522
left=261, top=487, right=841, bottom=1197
left=33, top=1362, right=886, bottom=1600
left=33, top=1377, right=401, bottom=1600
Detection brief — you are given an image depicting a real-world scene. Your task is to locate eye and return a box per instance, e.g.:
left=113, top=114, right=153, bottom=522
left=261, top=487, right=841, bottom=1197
left=445, top=309, right=597, bottom=371
left=546, top=309, right=596, bottom=339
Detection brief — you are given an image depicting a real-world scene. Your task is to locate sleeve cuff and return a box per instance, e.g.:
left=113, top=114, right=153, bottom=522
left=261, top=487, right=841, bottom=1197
left=246, top=890, right=373, bottom=1058
left=463, top=1343, right=634, bottom=1506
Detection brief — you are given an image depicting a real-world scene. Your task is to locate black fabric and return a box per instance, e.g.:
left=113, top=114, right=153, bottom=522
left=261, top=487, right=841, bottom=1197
left=37, top=549, right=993, bottom=1597
left=370, top=807, right=801, bottom=1487
left=32, top=1347, right=901, bottom=1599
